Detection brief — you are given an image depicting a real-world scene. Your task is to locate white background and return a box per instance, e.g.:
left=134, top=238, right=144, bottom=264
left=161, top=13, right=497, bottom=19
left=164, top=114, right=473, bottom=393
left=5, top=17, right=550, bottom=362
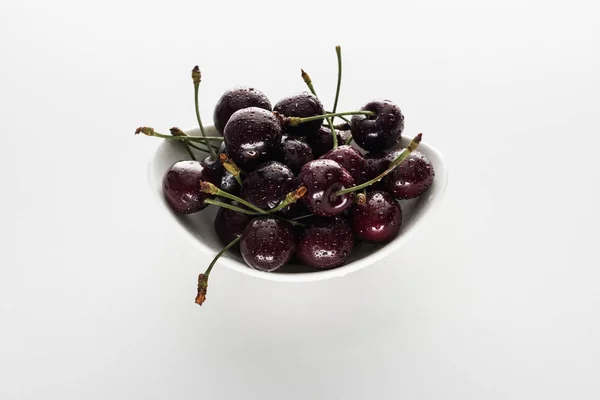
left=3, top=0, right=600, bottom=399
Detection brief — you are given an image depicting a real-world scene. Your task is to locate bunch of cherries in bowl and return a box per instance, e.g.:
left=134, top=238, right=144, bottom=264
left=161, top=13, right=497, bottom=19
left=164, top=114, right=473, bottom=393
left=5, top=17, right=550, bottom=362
left=136, top=46, right=434, bottom=306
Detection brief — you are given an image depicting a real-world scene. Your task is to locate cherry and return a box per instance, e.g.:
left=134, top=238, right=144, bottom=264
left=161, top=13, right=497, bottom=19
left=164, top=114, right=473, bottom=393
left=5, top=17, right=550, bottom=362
left=321, top=145, right=366, bottom=184
left=273, top=92, right=324, bottom=136
left=241, top=161, right=295, bottom=209
left=223, top=107, right=282, bottom=170
left=306, top=126, right=350, bottom=157
left=351, top=191, right=402, bottom=243
left=350, top=100, right=404, bottom=152
left=297, top=159, right=355, bottom=216
left=275, top=135, right=314, bottom=173
left=297, top=216, right=354, bottom=269
left=213, top=86, right=272, bottom=135
left=240, top=216, right=296, bottom=272
left=202, top=142, right=228, bottom=179
left=162, top=160, right=218, bottom=214
left=214, top=201, right=252, bottom=248
left=384, top=150, right=435, bottom=200
left=219, top=171, right=241, bottom=195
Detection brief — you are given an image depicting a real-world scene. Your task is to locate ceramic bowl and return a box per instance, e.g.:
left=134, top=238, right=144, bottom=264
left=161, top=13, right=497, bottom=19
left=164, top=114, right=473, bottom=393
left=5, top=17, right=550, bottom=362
left=147, top=126, right=448, bottom=282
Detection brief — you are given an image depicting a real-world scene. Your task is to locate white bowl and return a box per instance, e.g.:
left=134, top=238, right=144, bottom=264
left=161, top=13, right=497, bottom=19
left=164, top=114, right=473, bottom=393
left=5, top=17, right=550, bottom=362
left=147, top=126, right=448, bottom=282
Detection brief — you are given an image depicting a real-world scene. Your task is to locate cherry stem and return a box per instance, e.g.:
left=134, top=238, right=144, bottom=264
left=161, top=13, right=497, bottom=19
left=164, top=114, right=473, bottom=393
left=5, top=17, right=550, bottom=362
left=332, top=46, right=342, bottom=117
left=135, top=127, right=223, bottom=144
left=203, top=199, right=260, bottom=215
left=288, top=111, right=374, bottom=126
left=192, top=66, right=217, bottom=159
left=195, top=236, right=241, bottom=306
left=265, top=186, right=307, bottom=214
left=219, top=153, right=243, bottom=186
left=334, top=133, right=423, bottom=196
left=169, top=127, right=196, bottom=160
left=346, top=136, right=354, bottom=145
left=200, top=181, right=306, bottom=227
left=301, top=69, right=338, bottom=148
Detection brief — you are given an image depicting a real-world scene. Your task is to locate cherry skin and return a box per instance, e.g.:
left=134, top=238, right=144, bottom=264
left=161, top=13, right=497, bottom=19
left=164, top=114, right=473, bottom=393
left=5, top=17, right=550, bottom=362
left=385, top=150, right=435, bottom=199
left=273, top=92, right=324, bottom=136
left=223, top=107, right=282, bottom=171
left=306, top=126, right=349, bottom=158
left=202, top=142, right=227, bottom=180
left=213, top=86, right=271, bottom=135
left=213, top=201, right=252, bottom=249
left=240, top=216, right=296, bottom=272
left=241, top=161, right=295, bottom=209
left=351, top=191, right=402, bottom=244
left=321, top=145, right=366, bottom=184
left=297, top=216, right=354, bottom=269
left=275, top=135, right=314, bottom=173
left=350, top=100, right=404, bottom=152
left=162, top=160, right=218, bottom=214
left=297, top=159, right=355, bottom=216
left=219, top=171, right=241, bottom=195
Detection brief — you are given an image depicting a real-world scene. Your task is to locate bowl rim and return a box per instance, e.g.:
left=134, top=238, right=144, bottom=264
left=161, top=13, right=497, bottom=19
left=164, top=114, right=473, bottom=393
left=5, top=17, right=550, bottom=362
left=147, top=126, right=449, bottom=283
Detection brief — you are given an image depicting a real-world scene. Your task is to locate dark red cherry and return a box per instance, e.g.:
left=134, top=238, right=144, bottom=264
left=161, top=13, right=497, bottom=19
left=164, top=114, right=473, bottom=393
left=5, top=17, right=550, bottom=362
left=213, top=86, right=271, bottom=135
left=305, top=126, right=349, bottom=158
left=240, top=216, right=296, bottom=272
left=275, top=135, right=314, bottom=173
left=321, top=145, right=366, bottom=184
left=213, top=201, right=252, bottom=249
left=241, top=161, right=295, bottom=210
left=297, top=159, right=355, bottom=216
left=273, top=92, right=324, bottom=136
left=350, top=100, right=404, bottom=152
left=223, top=107, right=282, bottom=170
left=297, top=216, right=354, bottom=269
left=385, top=150, right=435, bottom=199
left=219, top=171, right=240, bottom=195
left=162, top=160, right=218, bottom=214
left=351, top=191, right=402, bottom=244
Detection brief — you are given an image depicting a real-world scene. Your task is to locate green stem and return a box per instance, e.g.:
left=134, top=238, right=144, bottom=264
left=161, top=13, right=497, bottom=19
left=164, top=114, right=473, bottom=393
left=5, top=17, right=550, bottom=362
left=334, top=134, right=422, bottom=196
left=301, top=69, right=338, bottom=148
left=265, top=187, right=307, bottom=214
left=188, top=141, right=214, bottom=153
left=182, top=142, right=196, bottom=160
left=204, top=199, right=260, bottom=215
left=346, top=136, right=354, bottom=145
left=205, top=236, right=241, bottom=277
left=192, top=66, right=217, bottom=159
left=289, top=111, right=374, bottom=126
left=332, top=46, right=342, bottom=116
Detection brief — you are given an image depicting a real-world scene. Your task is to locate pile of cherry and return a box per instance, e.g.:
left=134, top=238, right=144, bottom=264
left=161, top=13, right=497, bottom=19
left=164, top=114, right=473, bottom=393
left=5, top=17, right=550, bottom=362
left=136, top=47, right=434, bottom=306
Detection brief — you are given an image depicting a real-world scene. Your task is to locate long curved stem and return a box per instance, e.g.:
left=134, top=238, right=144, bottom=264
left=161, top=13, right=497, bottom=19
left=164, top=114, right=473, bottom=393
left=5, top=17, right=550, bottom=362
left=192, top=66, right=217, bottom=159
left=332, top=46, right=342, bottom=116
left=334, top=134, right=422, bottom=196
left=289, top=111, right=374, bottom=126
left=301, top=69, right=338, bottom=148
left=195, top=236, right=241, bottom=306
left=204, top=199, right=260, bottom=215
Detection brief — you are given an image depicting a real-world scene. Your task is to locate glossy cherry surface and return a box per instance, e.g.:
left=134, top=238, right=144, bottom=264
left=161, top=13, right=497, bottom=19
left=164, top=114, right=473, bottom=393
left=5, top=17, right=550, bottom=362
left=223, top=107, right=282, bottom=171
left=305, top=126, right=349, bottom=158
left=297, top=159, right=355, bottom=216
left=213, top=86, right=271, bottom=135
left=241, top=161, right=295, bottom=209
left=162, top=160, right=217, bottom=214
left=384, top=150, right=435, bottom=200
left=321, top=145, right=366, bottom=184
left=297, top=216, right=354, bottom=269
left=213, top=201, right=252, bottom=248
left=351, top=191, right=402, bottom=243
left=276, top=135, right=314, bottom=173
left=240, top=217, right=296, bottom=272
left=350, top=100, right=404, bottom=152
left=273, top=92, right=324, bottom=136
